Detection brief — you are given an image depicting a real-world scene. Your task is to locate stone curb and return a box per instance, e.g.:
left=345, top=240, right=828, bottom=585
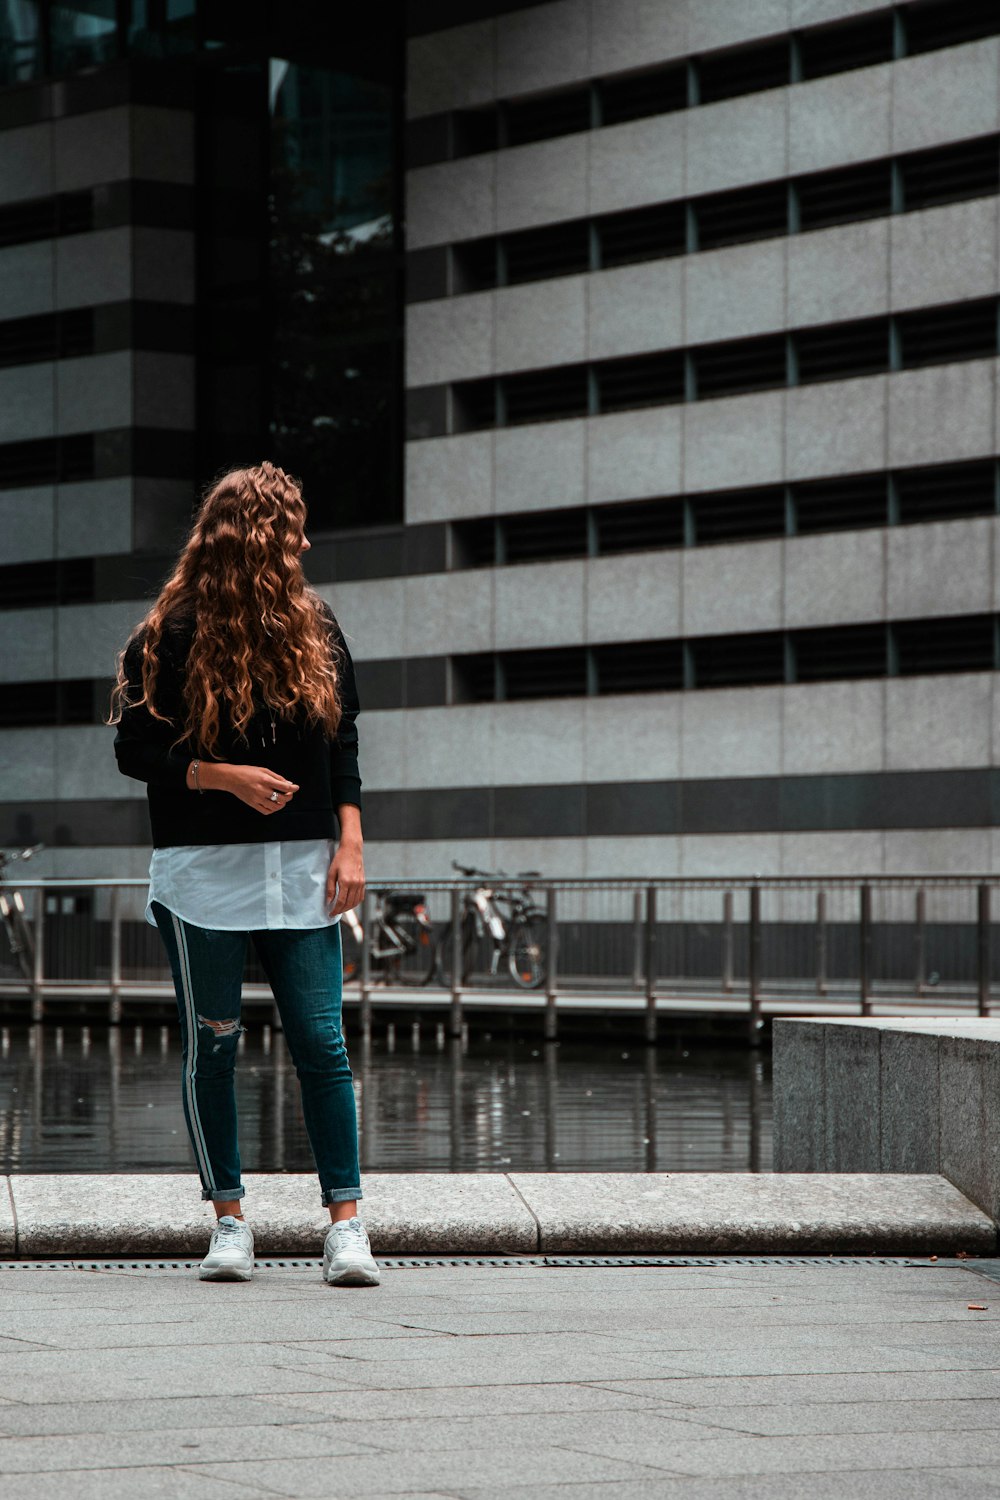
left=0, top=1172, right=994, bottom=1258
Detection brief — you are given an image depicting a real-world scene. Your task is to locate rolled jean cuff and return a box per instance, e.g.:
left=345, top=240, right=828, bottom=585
left=202, top=1186, right=245, bottom=1203
left=322, top=1187, right=363, bottom=1205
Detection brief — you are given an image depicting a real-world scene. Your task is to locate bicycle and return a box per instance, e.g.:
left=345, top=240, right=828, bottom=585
left=341, top=888, right=436, bottom=986
left=0, top=843, right=43, bottom=983
left=434, top=861, right=548, bottom=989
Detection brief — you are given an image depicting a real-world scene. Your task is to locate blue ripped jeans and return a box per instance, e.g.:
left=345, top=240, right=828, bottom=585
left=151, top=901, right=362, bottom=1208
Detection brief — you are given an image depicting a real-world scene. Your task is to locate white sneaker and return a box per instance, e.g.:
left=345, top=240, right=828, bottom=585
left=199, top=1215, right=254, bottom=1282
left=323, top=1215, right=380, bottom=1286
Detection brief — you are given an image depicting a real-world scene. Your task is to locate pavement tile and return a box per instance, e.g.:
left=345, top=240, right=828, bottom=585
left=663, top=1397, right=1000, bottom=1437
left=582, top=1370, right=1000, bottom=1405
left=256, top=1384, right=668, bottom=1420
left=0, top=1395, right=331, bottom=1437
left=454, top=1471, right=1000, bottom=1500
left=0, top=1423, right=383, bottom=1474
left=165, top=1443, right=671, bottom=1493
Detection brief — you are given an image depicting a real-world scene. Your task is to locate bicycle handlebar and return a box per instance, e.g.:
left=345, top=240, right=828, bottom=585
left=0, top=842, right=45, bottom=869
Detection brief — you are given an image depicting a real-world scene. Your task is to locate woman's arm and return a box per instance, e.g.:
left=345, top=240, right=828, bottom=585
left=113, top=635, right=193, bottom=790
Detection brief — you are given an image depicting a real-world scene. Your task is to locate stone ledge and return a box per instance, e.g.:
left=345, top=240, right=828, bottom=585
left=2, top=1171, right=993, bottom=1258
left=773, top=1016, right=1000, bottom=1224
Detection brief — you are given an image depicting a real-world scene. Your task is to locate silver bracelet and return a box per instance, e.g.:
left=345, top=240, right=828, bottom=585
left=190, top=759, right=204, bottom=794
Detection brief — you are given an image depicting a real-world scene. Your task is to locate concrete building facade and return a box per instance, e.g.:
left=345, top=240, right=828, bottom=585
left=2, top=0, right=1000, bottom=884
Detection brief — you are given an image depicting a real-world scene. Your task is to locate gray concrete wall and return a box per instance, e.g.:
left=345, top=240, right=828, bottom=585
left=773, top=1017, right=1000, bottom=1224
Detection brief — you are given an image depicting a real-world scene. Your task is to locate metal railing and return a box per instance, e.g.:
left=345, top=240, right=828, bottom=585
left=2, top=875, right=999, bottom=1044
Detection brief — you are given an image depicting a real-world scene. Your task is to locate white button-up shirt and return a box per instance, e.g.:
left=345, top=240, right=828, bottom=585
left=145, top=838, right=342, bottom=931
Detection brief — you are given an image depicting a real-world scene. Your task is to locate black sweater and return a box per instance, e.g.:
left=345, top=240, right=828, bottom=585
left=113, top=601, right=362, bottom=849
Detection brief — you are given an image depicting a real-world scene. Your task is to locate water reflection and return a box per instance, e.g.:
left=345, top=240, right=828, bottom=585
left=0, top=1024, right=772, bottom=1176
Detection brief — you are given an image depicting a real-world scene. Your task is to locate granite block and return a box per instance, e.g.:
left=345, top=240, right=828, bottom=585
left=7, top=1173, right=538, bottom=1257
left=824, top=1025, right=880, bottom=1172
left=939, top=1037, right=1000, bottom=1225
left=772, top=1020, right=825, bottom=1171
left=879, top=1028, right=940, bottom=1175
left=507, top=1171, right=994, bottom=1255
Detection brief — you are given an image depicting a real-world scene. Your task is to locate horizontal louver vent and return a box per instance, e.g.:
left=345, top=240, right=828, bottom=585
left=0, top=559, right=94, bottom=610
left=451, top=108, right=499, bottom=157
left=505, top=88, right=591, bottom=148
left=599, top=202, right=686, bottom=268
left=895, top=614, right=996, bottom=674
left=0, top=435, right=93, bottom=489
left=504, top=222, right=590, bottom=284
left=696, top=182, right=787, bottom=250
left=797, top=316, right=889, bottom=382
left=504, top=367, right=589, bottom=425
left=797, top=160, right=892, bottom=231
left=594, top=640, right=684, bottom=694
left=453, top=379, right=496, bottom=432
left=501, top=646, right=588, bottom=699
left=600, top=63, right=687, bottom=127
left=694, top=487, right=786, bottom=544
left=697, top=38, right=790, bottom=104
left=901, top=135, right=1000, bottom=210
left=793, top=474, right=888, bottom=534
left=504, top=508, right=588, bottom=563
left=594, top=498, right=684, bottom=553
left=695, top=333, right=786, bottom=400
left=451, top=518, right=497, bottom=568
left=0, top=681, right=94, bottom=729
left=904, top=0, right=1000, bottom=55
left=895, top=460, right=996, bottom=523
left=897, top=298, right=997, bottom=367
left=452, top=239, right=498, bottom=294
left=692, top=632, right=786, bottom=689
left=798, top=11, right=895, bottom=80
left=451, top=653, right=495, bottom=703
left=794, top=623, right=887, bottom=681
left=598, top=351, right=683, bottom=412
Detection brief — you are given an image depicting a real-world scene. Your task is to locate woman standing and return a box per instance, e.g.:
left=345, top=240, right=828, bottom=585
left=108, top=462, right=379, bottom=1288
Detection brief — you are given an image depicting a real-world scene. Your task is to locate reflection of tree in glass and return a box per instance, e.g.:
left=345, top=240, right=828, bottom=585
left=268, top=117, right=399, bottom=534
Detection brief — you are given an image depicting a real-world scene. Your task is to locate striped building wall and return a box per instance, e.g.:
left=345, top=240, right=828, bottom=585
left=4, top=0, right=1000, bottom=885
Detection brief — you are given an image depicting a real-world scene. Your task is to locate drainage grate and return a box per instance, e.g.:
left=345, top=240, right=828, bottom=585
left=0, top=1254, right=974, bottom=1272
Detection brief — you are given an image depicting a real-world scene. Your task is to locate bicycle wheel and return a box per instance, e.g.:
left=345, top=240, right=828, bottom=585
left=435, top=915, right=476, bottom=987
left=384, top=912, right=435, bottom=986
left=508, top=914, right=546, bottom=989
left=5, top=904, right=34, bottom=983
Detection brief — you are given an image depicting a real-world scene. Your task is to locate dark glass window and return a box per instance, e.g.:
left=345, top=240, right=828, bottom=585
left=692, top=631, right=786, bottom=689
left=49, top=0, right=117, bottom=74
left=0, top=0, right=42, bottom=83
left=503, top=507, right=588, bottom=564
left=267, top=60, right=399, bottom=530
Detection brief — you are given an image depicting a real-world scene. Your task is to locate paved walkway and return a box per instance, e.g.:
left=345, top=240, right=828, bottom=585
left=0, top=1255, right=998, bottom=1498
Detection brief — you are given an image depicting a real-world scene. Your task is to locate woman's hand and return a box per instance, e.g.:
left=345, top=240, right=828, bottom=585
left=327, top=839, right=365, bottom=917
left=200, top=761, right=299, bottom=815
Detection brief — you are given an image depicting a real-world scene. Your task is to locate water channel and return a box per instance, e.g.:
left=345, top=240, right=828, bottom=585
left=0, top=1021, right=772, bottom=1176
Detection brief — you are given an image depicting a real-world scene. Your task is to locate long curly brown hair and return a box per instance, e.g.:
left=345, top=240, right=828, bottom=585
left=107, top=462, right=343, bottom=756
